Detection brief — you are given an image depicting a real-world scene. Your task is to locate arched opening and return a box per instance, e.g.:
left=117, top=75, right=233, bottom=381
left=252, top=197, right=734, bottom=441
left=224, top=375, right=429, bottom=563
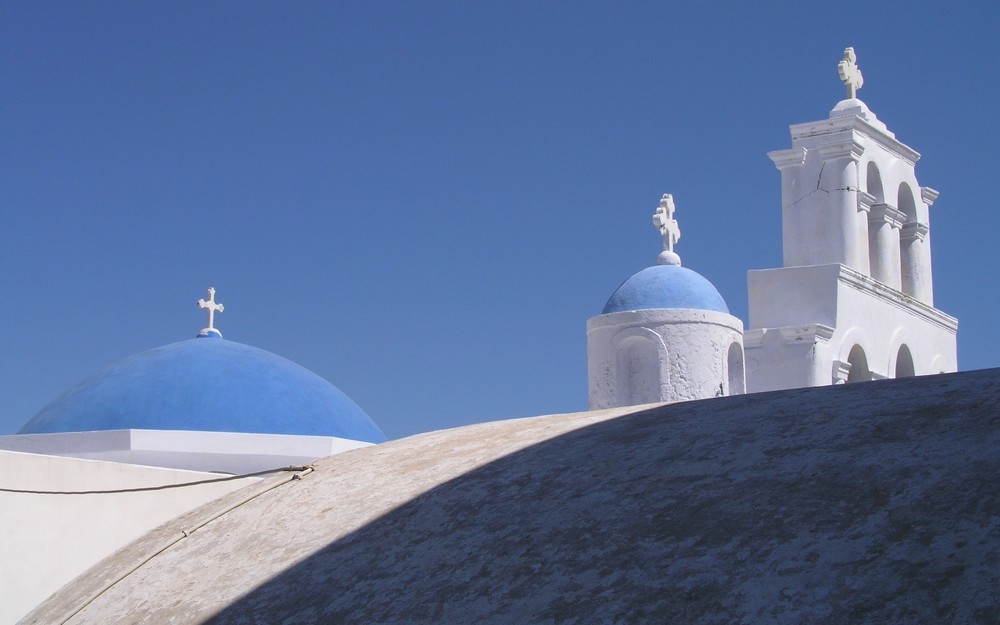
left=897, top=182, right=917, bottom=224
left=895, top=345, right=915, bottom=378
left=846, top=345, right=871, bottom=383
left=616, top=336, right=662, bottom=406
left=866, top=162, right=885, bottom=280
left=866, top=161, right=884, bottom=202
left=727, top=342, right=745, bottom=395
left=898, top=182, right=919, bottom=296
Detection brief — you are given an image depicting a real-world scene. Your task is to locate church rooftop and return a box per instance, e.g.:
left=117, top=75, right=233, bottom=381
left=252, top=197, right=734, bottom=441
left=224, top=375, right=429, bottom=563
left=23, top=368, right=1000, bottom=624
left=18, top=289, right=386, bottom=443
left=601, top=194, right=730, bottom=314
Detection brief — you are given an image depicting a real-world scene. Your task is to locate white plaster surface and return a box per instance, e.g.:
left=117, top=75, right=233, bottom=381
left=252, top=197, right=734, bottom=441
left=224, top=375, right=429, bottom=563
left=746, top=263, right=956, bottom=392
left=25, top=368, right=1000, bottom=625
left=748, top=92, right=953, bottom=393
left=588, top=308, right=744, bottom=408
left=0, top=451, right=260, bottom=624
left=0, top=428, right=371, bottom=475
left=770, top=99, right=926, bottom=279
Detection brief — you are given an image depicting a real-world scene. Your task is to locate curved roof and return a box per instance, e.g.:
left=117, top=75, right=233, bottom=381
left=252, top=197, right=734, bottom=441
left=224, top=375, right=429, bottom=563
left=18, top=334, right=386, bottom=443
left=602, top=264, right=729, bottom=314
left=21, top=369, right=1000, bottom=624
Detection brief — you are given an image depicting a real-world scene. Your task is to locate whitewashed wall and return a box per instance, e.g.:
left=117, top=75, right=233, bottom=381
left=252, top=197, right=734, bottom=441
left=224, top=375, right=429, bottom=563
left=0, top=451, right=260, bottom=624
left=745, top=264, right=957, bottom=392
left=588, top=308, right=744, bottom=409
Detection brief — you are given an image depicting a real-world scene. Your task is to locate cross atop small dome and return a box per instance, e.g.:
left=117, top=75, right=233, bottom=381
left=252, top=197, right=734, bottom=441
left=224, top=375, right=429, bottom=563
left=652, top=193, right=681, bottom=266
left=197, top=287, right=225, bottom=337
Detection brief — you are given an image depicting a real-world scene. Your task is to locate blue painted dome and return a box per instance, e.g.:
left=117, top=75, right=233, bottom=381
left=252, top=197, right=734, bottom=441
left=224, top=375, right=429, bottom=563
left=18, top=334, right=387, bottom=443
left=602, top=265, right=729, bottom=314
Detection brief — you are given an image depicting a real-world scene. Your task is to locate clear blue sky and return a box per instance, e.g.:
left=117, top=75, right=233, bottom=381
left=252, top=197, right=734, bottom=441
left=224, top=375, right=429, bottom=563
left=2, top=3, right=997, bottom=439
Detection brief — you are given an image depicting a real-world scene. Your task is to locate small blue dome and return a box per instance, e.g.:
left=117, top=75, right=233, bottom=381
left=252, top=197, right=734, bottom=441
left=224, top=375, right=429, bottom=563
left=602, top=265, right=729, bottom=314
left=18, top=336, right=387, bottom=443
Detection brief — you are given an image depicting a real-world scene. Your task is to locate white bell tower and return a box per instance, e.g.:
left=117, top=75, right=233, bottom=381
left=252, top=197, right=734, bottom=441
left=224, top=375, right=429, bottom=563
left=744, top=48, right=957, bottom=390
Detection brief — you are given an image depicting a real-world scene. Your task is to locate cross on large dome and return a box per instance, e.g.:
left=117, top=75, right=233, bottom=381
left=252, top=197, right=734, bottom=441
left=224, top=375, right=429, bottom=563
left=18, top=289, right=385, bottom=443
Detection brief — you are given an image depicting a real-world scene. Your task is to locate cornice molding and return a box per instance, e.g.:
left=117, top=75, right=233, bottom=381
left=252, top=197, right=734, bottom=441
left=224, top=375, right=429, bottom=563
left=921, top=186, right=940, bottom=207
left=857, top=191, right=875, bottom=213
left=836, top=264, right=957, bottom=332
left=832, top=360, right=851, bottom=384
left=900, top=222, right=930, bottom=244
left=768, top=147, right=808, bottom=171
left=818, top=139, right=865, bottom=162
left=790, top=116, right=920, bottom=166
left=868, top=203, right=906, bottom=229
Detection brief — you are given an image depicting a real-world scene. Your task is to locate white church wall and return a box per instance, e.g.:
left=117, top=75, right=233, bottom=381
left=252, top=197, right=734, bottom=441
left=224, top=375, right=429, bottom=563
left=0, top=450, right=261, bottom=625
left=744, top=325, right=835, bottom=392
left=588, top=309, right=744, bottom=409
left=747, top=49, right=955, bottom=396
left=827, top=277, right=956, bottom=378
left=746, top=263, right=956, bottom=392
left=747, top=264, right=842, bottom=330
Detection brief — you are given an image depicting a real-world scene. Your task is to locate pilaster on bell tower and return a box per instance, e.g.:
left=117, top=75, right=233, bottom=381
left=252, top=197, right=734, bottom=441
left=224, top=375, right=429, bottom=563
left=745, top=47, right=956, bottom=393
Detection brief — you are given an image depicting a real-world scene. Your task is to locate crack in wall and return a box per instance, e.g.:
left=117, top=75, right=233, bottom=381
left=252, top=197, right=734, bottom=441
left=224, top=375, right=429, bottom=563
left=783, top=163, right=860, bottom=209
left=783, top=163, right=827, bottom=210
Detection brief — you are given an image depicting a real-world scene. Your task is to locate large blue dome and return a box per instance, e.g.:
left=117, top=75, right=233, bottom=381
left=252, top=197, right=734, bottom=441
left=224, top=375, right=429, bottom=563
left=18, top=335, right=387, bottom=443
left=602, top=265, right=729, bottom=314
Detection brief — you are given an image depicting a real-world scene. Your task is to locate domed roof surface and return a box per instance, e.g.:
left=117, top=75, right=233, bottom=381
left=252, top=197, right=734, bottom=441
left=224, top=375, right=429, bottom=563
left=18, top=334, right=386, bottom=443
left=22, top=369, right=1000, bottom=625
left=602, top=264, right=730, bottom=314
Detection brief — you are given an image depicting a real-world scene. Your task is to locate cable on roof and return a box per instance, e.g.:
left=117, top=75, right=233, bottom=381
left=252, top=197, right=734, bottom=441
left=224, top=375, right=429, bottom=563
left=0, top=465, right=313, bottom=495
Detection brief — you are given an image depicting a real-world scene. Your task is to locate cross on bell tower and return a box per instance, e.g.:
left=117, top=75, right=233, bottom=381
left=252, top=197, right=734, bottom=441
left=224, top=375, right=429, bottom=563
left=197, top=287, right=225, bottom=337
left=837, top=47, right=864, bottom=99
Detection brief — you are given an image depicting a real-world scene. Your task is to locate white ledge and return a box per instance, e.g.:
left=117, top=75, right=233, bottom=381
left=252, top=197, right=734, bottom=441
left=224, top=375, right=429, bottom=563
left=789, top=115, right=920, bottom=166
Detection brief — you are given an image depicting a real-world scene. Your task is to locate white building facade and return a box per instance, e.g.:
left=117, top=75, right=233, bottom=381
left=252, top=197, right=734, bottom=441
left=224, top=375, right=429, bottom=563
left=590, top=48, right=956, bottom=408
left=745, top=49, right=957, bottom=391
left=6, top=47, right=963, bottom=623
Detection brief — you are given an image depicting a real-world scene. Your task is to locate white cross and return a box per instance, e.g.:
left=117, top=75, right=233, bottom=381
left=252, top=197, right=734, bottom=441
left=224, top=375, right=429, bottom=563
left=652, top=193, right=680, bottom=252
left=837, top=47, right=863, bottom=99
left=197, top=287, right=224, bottom=331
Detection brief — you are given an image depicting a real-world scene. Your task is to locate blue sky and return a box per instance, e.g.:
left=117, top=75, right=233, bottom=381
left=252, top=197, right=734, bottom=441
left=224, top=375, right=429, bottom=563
left=2, top=3, right=997, bottom=439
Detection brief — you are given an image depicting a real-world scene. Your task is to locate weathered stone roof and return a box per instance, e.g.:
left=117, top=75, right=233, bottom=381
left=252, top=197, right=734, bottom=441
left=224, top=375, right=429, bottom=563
left=23, top=369, right=1000, bottom=624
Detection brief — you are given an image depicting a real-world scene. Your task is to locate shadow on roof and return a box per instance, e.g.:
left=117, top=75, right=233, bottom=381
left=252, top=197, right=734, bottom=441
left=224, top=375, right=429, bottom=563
left=197, top=370, right=1000, bottom=624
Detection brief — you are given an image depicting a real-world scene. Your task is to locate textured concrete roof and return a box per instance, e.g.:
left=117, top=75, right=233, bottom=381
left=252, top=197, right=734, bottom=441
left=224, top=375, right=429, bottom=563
left=23, top=369, right=1000, bottom=624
